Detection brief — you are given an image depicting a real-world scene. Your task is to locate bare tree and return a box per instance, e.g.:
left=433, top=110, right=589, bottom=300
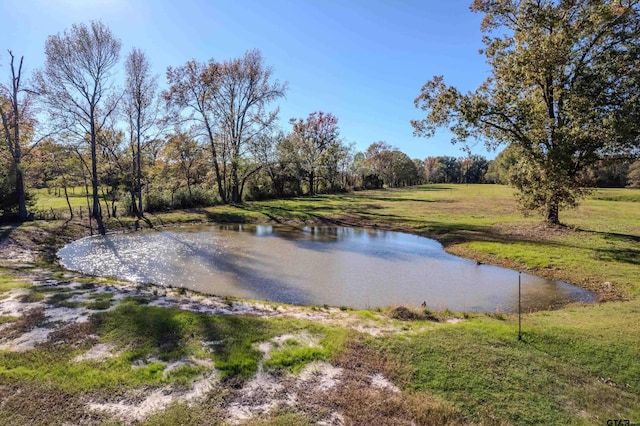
left=213, top=49, right=286, bottom=203
left=34, top=21, right=121, bottom=234
left=123, top=48, right=159, bottom=219
left=0, top=51, right=31, bottom=221
left=164, top=60, right=227, bottom=202
left=164, top=50, right=286, bottom=204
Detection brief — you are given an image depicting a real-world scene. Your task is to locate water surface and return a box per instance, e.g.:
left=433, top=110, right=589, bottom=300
left=58, top=224, right=595, bottom=312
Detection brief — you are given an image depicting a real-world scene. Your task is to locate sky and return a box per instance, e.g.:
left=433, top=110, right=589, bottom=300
left=0, top=0, right=499, bottom=160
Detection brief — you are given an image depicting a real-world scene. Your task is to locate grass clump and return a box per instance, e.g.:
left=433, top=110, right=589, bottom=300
left=83, top=292, right=114, bottom=310
left=0, top=315, right=17, bottom=324
left=265, top=343, right=326, bottom=374
left=19, top=291, right=46, bottom=303
left=143, top=396, right=227, bottom=426
left=388, top=306, right=439, bottom=322
left=0, top=270, right=31, bottom=293
left=45, top=292, right=74, bottom=306
left=245, top=411, right=312, bottom=426
left=264, top=327, right=348, bottom=374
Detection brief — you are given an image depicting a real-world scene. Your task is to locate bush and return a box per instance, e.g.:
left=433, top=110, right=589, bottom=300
left=173, top=187, right=217, bottom=209
left=144, top=187, right=218, bottom=213
left=144, top=192, right=173, bottom=213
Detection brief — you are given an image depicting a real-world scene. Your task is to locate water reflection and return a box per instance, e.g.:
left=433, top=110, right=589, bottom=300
left=58, top=224, right=595, bottom=312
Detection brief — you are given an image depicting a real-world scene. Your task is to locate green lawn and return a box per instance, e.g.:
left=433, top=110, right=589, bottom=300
left=32, top=187, right=94, bottom=210
left=374, top=300, right=640, bottom=424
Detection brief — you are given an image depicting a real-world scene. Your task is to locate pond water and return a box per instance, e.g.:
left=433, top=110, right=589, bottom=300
left=57, top=224, right=595, bottom=312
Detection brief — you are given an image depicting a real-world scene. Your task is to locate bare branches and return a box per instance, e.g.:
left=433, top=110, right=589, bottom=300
left=164, top=49, right=286, bottom=203
left=0, top=51, right=31, bottom=220
left=35, top=20, right=121, bottom=234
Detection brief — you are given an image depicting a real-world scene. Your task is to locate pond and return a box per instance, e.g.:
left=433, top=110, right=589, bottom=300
left=57, top=224, right=595, bottom=312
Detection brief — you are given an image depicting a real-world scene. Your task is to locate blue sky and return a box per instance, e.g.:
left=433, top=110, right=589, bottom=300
left=1, top=0, right=498, bottom=159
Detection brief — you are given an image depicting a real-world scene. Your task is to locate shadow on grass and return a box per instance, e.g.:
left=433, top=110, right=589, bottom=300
left=593, top=247, right=640, bottom=265
left=100, top=301, right=275, bottom=379
left=0, top=224, right=18, bottom=242
left=363, top=196, right=435, bottom=203
left=192, top=208, right=252, bottom=224
left=583, top=228, right=640, bottom=243
left=101, top=302, right=187, bottom=360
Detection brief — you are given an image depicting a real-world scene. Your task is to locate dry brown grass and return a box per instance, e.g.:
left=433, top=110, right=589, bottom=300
left=388, top=306, right=440, bottom=322
left=0, top=306, right=46, bottom=339
left=292, top=340, right=465, bottom=425
left=0, top=383, right=110, bottom=425
left=45, top=317, right=101, bottom=348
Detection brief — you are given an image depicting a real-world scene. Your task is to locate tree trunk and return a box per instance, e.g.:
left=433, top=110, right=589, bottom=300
left=63, top=183, right=73, bottom=219
left=545, top=199, right=560, bottom=225
left=130, top=188, right=139, bottom=217
left=89, top=110, right=105, bottom=234
left=136, top=116, right=144, bottom=218
left=186, top=169, right=193, bottom=200
left=231, top=161, right=240, bottom=203
left=101, top=187, right=111, bottom=219
left=204, top=118, right=227, bottom=203
left=91, top=124, right=105, bottom=235
left=308, top=171, right=315, bottom=195
left=111, top=188, right=117, bottom=218
left=84, top=179, right=93, bottom=235
left=15, top=165, right=27, bottom=221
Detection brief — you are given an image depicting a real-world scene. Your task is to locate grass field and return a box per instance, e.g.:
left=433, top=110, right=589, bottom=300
left=6, top=184, right=638, bottom=424
left=31, top=187, right=95, bottom=210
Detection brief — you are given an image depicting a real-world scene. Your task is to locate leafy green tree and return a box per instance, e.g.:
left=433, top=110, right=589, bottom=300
left=583, top=159, right=630, bottom=188
left=388, top=151, right=420, bottom=187
left=28, top=139, right=82, bottom=219
left=161, top=132, right=206, bottom=203
left=423, top=156, right=442, bottom=183
left=441, top=156, right=462, bottom=184
left=413, top=158, right=426, bottom=184
left=364, top=142, right=421, bottom=187
left=413, top=0, right=640, bottom=224
left=365, top=142, right=394, bottom=186
left=485, top=145, right=521, bottom=184
left=461, top=154, right=489, bottom=184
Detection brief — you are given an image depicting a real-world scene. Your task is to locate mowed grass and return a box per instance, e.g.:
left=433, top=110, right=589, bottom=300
left=32, top=187, right=95, bottom=211
left=372, top=300, right=640, bottom=425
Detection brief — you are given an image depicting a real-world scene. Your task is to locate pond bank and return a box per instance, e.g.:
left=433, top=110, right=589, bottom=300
left=0, top=218, right=462, bottom=424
